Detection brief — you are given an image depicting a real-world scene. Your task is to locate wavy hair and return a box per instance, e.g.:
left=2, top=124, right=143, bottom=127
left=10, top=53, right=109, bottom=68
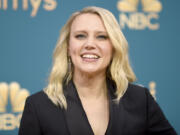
left=44, top=6, right=136, bottom=109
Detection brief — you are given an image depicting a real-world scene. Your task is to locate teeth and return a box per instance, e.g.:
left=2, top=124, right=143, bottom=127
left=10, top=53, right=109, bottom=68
left=82, top=54, right=99, bottom=59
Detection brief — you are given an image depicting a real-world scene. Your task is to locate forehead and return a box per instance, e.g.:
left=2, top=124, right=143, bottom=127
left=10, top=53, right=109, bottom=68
left=70, top=13, right=106, bottom=32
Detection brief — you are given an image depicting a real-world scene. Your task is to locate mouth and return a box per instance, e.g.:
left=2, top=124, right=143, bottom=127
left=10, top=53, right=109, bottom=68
left=81, top=54, right=100, bottom=59
left=80, top=54, right=100, bottom=62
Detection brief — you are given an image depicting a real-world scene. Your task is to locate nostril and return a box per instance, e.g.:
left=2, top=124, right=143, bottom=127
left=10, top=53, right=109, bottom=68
left=84, top=41, right=96, bottom=50
left=85, top=45, right=95, bottom=50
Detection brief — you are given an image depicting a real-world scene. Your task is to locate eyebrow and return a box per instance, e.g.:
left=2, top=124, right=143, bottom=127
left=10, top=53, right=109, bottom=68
left=73, top=30, right=108, bottom=34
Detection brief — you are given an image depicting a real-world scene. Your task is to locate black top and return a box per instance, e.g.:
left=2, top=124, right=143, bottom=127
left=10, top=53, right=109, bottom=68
left=19, top=80, right=177, bottom=135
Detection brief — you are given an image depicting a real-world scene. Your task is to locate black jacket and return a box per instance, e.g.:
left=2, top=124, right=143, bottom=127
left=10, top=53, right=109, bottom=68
left=19, top=80, right=177, bottom=135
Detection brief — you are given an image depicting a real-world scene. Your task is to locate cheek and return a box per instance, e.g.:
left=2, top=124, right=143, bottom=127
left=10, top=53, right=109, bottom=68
left=68, top=45, right=73, bottom=57
left=68, top=43, right=80, bottom=59
left=68, top=39, right=77, bottom=56
left=103, top=44, right=113, bottom=59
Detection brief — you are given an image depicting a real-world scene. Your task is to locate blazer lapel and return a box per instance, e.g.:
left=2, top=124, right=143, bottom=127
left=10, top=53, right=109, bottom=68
left=63, top=79, right=125, bottom=135
left=63, top=80, right=94, bottom=135
left=105, top=79, right=125, bottom=135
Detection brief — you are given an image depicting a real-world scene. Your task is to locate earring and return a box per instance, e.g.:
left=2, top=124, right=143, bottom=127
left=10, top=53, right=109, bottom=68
left=68, top=57, right=72, bottom=72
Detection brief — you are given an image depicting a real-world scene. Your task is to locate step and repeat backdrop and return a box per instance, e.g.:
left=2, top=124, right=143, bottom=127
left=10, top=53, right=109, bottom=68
left=0, top=0, right=179, bottom=134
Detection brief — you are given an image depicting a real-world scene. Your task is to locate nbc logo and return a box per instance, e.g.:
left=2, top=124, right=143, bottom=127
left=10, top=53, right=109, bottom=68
left=0, top=82, right=30, bottom=130
left=117, top=0, right=162, bottom=30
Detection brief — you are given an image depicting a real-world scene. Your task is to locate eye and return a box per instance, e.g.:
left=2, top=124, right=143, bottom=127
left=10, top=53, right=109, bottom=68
left=75, top=34, right=86, bottom=39
left=97, top=35, right=108, bottom=40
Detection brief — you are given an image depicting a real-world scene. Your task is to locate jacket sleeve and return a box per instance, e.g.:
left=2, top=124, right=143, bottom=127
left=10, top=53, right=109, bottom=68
left=145, top=88, right=177, bottom=135
left=18, top=97, right=42, bottom=135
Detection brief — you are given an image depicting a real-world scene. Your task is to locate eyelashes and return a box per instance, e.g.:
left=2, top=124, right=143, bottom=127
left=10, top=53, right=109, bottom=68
left=74, top=34, right=109, bottom=40
left=97, top=35, right=108, bottom=40
left=75, top=34, right=86, bottom=39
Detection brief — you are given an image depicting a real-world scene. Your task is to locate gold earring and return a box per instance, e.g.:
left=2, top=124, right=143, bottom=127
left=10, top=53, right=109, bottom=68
left=68, top=57, right=72, bottom=72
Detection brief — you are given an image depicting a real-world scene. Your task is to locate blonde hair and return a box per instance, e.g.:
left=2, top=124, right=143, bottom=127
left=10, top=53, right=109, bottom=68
left=44, top=6, right=136, bottom=109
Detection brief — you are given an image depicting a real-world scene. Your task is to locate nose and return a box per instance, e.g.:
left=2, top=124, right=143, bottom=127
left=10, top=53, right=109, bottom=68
left=84, top=37, right=96, bottom=50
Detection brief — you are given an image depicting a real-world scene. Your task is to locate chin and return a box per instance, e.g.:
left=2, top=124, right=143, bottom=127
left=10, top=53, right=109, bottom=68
left=80, top=67, right=106, bottom=76
left=81, top=68, right=98, bottom=73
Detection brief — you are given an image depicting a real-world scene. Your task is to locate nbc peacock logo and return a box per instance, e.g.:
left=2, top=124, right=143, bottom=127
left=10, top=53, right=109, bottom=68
left=117, top=0, right=162, bottom=30
left=0, top=82, right=30, bottom=130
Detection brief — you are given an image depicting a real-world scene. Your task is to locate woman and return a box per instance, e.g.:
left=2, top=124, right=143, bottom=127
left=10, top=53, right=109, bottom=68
left=19, top=6, right=177, bottom=135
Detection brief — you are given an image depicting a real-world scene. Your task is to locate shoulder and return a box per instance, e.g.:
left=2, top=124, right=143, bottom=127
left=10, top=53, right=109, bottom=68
left=25, top=90, right=58, bottom=110
left=20, top=91, right=67, bottom=134
left=26, top=90, right=47, bottom=103
left=128, top=83, right=147, bottom=92
left=23, top=90, right=64, bottom=120
left=124, top=83, right=149, bottom=99
left=121, top=83, right=151, bottom=109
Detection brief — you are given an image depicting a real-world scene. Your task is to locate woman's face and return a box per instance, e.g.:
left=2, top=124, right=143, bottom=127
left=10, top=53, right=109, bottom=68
left=68, top=13, right=113, bottom=76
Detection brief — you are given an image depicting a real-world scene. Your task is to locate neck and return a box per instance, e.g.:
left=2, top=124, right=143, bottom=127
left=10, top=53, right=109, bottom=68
left=73, top=71, right=108, bottom=100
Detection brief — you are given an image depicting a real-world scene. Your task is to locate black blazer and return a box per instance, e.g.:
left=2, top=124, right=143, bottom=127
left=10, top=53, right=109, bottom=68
left=19, top=80, right=177, bottom=135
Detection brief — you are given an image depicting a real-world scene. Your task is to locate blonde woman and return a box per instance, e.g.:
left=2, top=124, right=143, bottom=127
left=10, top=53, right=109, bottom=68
left=19, top=6, right=176, bottom=135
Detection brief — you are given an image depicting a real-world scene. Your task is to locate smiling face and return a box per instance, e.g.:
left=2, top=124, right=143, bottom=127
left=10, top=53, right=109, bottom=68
left=68, top=13, right=113, bottom=77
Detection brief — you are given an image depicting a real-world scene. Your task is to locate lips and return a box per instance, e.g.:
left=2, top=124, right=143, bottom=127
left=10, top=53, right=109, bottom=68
left=80, top=53, right=100, bottom=61
left=81, top=54, right=99, bottom=59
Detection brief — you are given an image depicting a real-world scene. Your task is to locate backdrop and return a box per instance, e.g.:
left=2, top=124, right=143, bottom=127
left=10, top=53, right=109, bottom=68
left=0, top=0, right=179, bottom=134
